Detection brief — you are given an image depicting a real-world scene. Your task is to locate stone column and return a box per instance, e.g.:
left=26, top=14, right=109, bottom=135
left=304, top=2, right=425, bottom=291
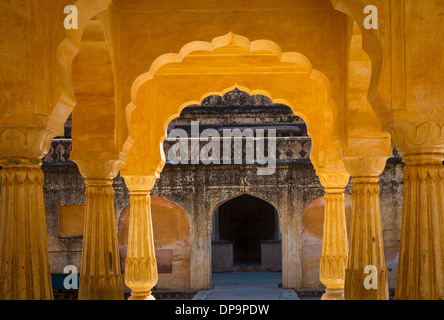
left=0, top=127, right=56, bottom=300
left=390, top=121, right=444, bottom=300
left=122, top=176, right=158, bottom=300
left=318, top=172, right=350, bottom=300
left=0, top=159, right=53, bottom=300
left=75, top=160, right=124, bottom=300
left=343, top=157, right=389, bottom=300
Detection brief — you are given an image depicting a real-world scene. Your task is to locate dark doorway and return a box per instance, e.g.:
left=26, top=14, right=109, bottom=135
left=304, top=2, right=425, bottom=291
left=212, top=195, right=281, bottom=272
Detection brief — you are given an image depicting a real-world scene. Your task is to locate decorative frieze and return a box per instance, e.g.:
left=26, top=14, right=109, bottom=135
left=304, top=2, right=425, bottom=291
left=43, top=139, right=73, bottom=164
left=44, top=138, right=402, bottom=165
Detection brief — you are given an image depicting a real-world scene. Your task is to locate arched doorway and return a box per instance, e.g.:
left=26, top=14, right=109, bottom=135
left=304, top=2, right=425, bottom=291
left=212, top=194, right=282, bottom=272
left=211, top=195, right=282, bottom=291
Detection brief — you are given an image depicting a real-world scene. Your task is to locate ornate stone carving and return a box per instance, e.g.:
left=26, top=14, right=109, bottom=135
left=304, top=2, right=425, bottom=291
left=73, top=158, right=123, bottom=181
left=124, top=175, right=158, bottom=192
left=317, top=171, right=349, bottom=300
left=318, top=172, right=350, bottom=189
left=388, top=121, right=444, bottom=156
left=43, top=138, right=401, bottom=165
left=0, top=160, right=53, bottom=300
left=198, top=88, right=276, bottom=107
left=163, top=137, right=312, bottom=164
left=43, top=140, right=73, bottom=164
left=0, top=127, right=58, bottom=161
left=342, top=156, right=389, bottom=177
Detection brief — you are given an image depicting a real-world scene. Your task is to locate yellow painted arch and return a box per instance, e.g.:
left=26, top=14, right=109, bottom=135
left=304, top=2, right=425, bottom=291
left=120, top=32, right=346, bottom=178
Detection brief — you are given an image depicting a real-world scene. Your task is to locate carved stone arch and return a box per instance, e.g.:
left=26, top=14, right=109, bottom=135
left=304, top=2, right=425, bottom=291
left=120, top=32, right=346, bottom=180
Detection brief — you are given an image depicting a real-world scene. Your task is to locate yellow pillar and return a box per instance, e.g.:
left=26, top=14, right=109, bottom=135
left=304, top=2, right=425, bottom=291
left=318, top=172, right=350, bottom=300
left=122, top=176, right=158, bottom=300
left=0, top=159, right=53, bottom=300
left=390, top=122, right=444, bottom=300
left=75, top=160, right=124, bottom=300
left=343, top=157, right=389, bottom=300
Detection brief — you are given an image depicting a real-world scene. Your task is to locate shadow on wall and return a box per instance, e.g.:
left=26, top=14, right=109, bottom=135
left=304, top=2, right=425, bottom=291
left=118, top=196, right=191, bottom=290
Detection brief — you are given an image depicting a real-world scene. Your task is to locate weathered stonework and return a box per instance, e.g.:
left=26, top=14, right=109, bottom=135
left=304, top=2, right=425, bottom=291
left=37, top=138, right=404, bottom=292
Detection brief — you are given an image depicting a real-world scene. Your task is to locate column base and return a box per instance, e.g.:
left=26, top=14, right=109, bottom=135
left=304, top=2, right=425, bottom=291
left=322, top=288, right=344, bottom=300
left=129, top=292, right=156, bottom=300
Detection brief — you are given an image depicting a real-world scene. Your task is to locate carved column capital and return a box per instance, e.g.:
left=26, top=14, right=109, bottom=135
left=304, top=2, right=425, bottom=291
left=73, top=158, right=123, bottom=181
left=317, top=171, right=350, bottom=192
left=388, top=121, right=444, bottom=159
left=342, top=156, right=388, bottom=178
left=0, top=127, right=59, bottom=163
left=123, top=175, right=158, bottom=194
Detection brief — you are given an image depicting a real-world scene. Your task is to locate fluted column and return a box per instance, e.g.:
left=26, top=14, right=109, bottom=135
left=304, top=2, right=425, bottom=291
left=75, top=160, right=124, bottom=300
left=390, top=121, right=444, bottom=300
left=122, top=176, right=158, bottom=300
left=318, top=172, right=350, bottom=300
left=343, top=157, right=389, bottom=300
left=0, top=160, right=53, bottom=300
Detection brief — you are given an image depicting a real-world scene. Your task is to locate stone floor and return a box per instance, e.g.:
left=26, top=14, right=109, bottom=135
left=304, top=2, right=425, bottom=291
left=193, top=272, right=304, bottom=300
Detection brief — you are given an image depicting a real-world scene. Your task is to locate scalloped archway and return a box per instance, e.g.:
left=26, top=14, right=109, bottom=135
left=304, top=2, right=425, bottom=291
left=120, top=32, right=346, bottom=179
